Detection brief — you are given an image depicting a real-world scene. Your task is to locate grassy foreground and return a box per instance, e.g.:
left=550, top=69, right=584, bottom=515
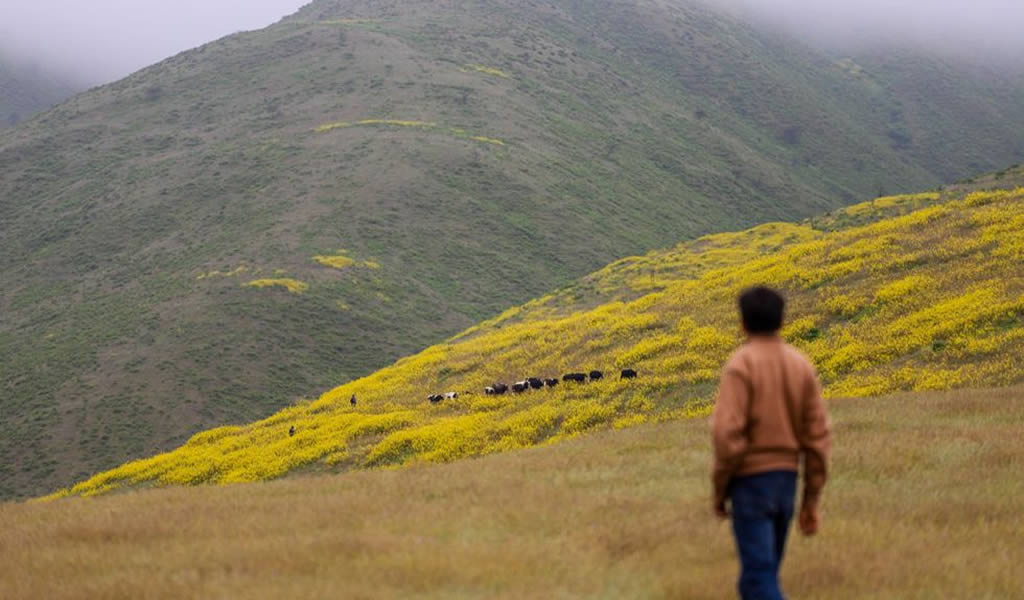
left=4, top=385, right=1022, bottom=599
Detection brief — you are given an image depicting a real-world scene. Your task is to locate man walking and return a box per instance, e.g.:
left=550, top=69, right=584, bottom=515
left=712, top=287, right=832, bottom=599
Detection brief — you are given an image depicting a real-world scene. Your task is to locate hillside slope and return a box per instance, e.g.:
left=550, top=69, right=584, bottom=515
left=5, top=0, right=1024, bottom=499
left=0, top=56, right=78, bottom=128
left=54, top=177, right=1024, bottom=497
left=9, top=386, right=1024, bottom=599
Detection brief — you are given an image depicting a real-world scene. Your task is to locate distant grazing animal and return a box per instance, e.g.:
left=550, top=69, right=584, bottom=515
left=445, top=392, right=458, bottom=400
left=288, top=426, right=295, bottom=437
left=589, top=370, right=604, bottom=381
left=492, top=383, right=509, bottom=395
left=563, top=373, right=587, bottom=383
left=428, top=394, right=444, bottom=404
left=544, top=378, right=559, bottom=388
left=484, top=386, right=496, bottom=395
left=350, top=394, right=357, bottom=406
left=620, top=369, right=638, bottom=380
left=528, top=377, right=544, bottom=390
left=512, top=381, right=529, bottom=393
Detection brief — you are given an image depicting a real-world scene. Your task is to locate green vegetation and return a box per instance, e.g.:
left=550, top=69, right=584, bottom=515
left=4, top=0, right=1024, bottom=500
left=5, top=386, right=1023, bottom=598
left=53, top=183, right=1024, bottom=497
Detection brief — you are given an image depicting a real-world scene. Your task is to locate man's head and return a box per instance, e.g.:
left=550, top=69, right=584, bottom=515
left=739, top=286, right=785, bottom=335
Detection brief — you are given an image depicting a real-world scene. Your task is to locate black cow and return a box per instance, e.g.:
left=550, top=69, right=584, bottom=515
left=512, top=381, right=529, bottom=393
left=589, top=370, right=604, bottom=381
left=350, top=394, right=357, bottom=406
left=620, top=369, right=638, bottom=380
left=544, top=378, right=559, bottom=388
left=492, top=383, right=509, bottom=395
left=563, top=373, right=587, bottom=383
left=428, top=394, right=443, bottom=404
left=528, top=377, right=544, bottom=390
left=288, top=425, right=295, bottom=437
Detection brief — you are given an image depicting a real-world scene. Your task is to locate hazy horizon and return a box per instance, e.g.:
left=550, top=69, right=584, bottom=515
left=706, top=0, right=1024, bottom=68
left=2, top=0, right=1023, bottom=87
left=0, top=0, right=310, bottom=85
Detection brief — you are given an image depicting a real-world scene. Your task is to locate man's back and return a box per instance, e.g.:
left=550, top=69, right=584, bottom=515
left=712, top=336, right=830, bottom=503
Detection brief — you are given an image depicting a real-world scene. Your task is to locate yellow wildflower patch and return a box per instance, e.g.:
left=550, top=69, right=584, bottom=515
left=470, top=136, right=505, bottom=145
left=314, top=120, right=435, bottom=133
left=314, top=121, right=350, bottom=133
left=245, top=278, right=309, bottom=294
left=461, top=64, right=511, bottom=78
left=313, top=254, right=356, bottom=270
left=874, top=275, right=934, bottom=305
left=314, top=254, right=382, bottom=271
left=315, top=119, right=506, bottom=147
left=358, top=119, right=435, bottom=128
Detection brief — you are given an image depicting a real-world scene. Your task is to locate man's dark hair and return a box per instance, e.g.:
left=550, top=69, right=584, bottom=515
left=739, top=286, right=785, bottom=334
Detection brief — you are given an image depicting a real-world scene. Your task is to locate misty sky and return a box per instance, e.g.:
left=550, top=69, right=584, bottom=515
left=3, top=0, right=1023, bottom=86
left=709, top=0, right=1024, bottom=65
left=1, top=0, right=310, bottom=84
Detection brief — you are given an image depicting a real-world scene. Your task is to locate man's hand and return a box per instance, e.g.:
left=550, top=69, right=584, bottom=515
left=798, top=504, right=820, bottom=536
left=714, top=498, right=729, bottom=519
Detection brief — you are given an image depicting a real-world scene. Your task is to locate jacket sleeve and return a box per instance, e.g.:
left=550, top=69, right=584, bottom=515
left=799, top=369, right=832, bottom=508
left=711, top=363, right=751, bottom=504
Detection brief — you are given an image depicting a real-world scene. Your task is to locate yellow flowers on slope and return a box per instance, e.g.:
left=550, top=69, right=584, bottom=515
left=461, top=64, right=511, bottom=78
left=314, top=119, right=505, bottom=146
left=315, top=119, right=436, bottom=133
left=313, top=254, right=356, bottom=270
left=53, top=186, right=1024, bottom=498
left=245, top=278, right=309, bottom=294
left=313, top=254, right=383, bottom=271
left=470, top=136, right=505, bottom=146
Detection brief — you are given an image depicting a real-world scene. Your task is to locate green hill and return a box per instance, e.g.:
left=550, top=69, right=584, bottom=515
left=0, top=56, right=78, bottom=128
left=5, top=0, right=1024, bottom=499
left=52, top=173, right=1024, bottom=497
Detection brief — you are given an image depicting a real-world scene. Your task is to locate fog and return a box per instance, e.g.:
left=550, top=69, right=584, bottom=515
left=0, top=0, right=310, bottom=85
left=707, top=0, right=1024, bottom=67
left=3, top=0, right=1024, bottom=86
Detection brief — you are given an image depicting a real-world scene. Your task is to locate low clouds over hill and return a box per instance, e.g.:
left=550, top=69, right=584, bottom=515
left=0, top=0, right=308, bottom=84
left=708, top=0, right=1024, bottom=68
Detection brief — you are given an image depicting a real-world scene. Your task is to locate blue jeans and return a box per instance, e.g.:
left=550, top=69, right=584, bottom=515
left=729, top=470, right=798, bottom=600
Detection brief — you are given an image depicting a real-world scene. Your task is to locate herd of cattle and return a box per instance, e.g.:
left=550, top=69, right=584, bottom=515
left=427, top=368, right=638, bottom=404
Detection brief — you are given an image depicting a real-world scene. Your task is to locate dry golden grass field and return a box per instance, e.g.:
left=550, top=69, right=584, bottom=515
left=2, top=385, right=1022, bottom=599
